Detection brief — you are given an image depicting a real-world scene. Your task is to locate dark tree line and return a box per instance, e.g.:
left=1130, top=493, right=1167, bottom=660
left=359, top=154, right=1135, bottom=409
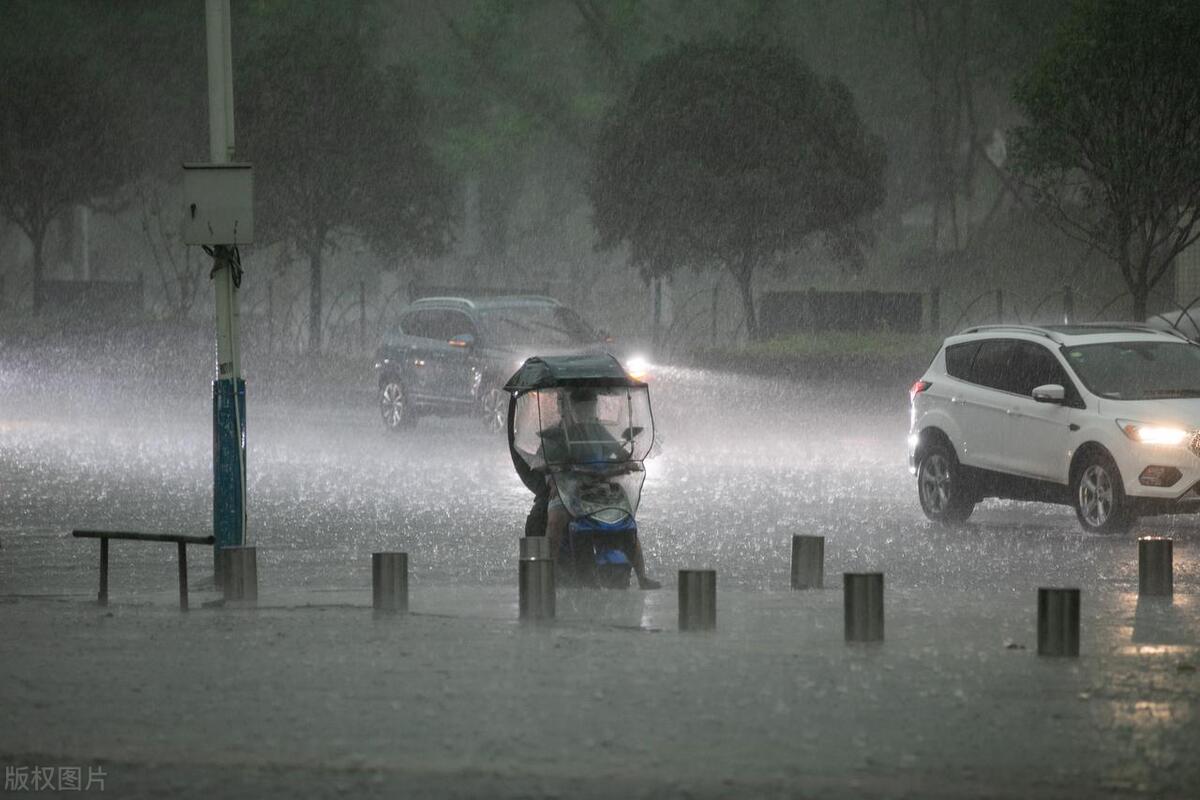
left=3, top=0, right=1197, bottom=346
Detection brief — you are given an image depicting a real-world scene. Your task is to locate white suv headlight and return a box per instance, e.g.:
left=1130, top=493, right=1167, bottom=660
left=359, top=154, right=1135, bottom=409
left=1117, top=419, right=1190, bottom=446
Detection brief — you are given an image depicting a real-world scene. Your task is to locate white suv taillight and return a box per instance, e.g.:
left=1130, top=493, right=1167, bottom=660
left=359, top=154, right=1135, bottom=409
left=910, top=380, right=932, bottom=403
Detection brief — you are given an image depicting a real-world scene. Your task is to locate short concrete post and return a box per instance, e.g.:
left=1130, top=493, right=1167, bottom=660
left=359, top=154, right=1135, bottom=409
left=520, top=536, right=552, bottom=560
left=1037, top=588, right=1080, bottom=657
left=844, top=573, right=884, bottom=642
left=791, top=535, right=824, bottom=589
left=518, top=537, right=554, bottom=622
left=678, top=569, right=717, bottom=631
left=221, top=546, right=258, bottom=604
left=372, top=552, right=409, bottom=612
left=1138, top=537, right=1173, bottom=597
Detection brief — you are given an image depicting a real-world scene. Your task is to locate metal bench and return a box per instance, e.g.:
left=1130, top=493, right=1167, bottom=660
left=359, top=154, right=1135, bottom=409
left=72, top=530, right=215, bottom=610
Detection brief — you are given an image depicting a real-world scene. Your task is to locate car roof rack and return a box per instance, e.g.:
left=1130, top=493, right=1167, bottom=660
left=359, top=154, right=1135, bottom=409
left=957, top=322, right=1192, bottom=343
left=411, top=296, right=478, bottom=310
left=956, top=324, right=1062, bottom=342
left=1045, top=322, right=1192, bottom=341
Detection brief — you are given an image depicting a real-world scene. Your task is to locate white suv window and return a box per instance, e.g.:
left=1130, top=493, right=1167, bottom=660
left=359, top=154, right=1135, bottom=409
left=969, top=339, right=1017, bottom=392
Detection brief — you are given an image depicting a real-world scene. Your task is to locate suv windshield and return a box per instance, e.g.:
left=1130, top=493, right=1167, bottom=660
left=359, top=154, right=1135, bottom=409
left=477, top=305, right=597, bottom=348
left=1063, top=341, right=1200, bottom=400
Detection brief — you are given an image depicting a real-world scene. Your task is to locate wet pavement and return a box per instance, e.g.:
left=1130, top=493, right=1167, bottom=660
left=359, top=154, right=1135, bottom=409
left=1, top=360, right=1197, bottom=797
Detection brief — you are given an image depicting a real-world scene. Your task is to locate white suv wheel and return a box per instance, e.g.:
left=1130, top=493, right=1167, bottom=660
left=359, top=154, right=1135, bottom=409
left=916, top=443, right=975, bottom=524
left=1077, top=464, right=1114, bottom=527
left=1071, top=453, right=1133, bottom=534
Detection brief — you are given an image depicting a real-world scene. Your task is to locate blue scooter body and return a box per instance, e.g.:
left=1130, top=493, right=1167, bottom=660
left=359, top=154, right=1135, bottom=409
left=562, top=515, right=637, bottom=588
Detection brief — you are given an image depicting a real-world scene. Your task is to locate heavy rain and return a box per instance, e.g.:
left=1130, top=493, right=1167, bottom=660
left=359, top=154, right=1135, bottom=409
left=1, top=2, right=1198, bottom=798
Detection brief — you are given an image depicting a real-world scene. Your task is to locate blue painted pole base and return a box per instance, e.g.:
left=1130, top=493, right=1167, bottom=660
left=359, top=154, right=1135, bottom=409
left=213, top=377, right=246, bottom=578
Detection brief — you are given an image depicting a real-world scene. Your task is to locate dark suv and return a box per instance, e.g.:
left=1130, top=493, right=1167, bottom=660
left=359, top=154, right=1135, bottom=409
left=374, top=295, right=626, bottom=432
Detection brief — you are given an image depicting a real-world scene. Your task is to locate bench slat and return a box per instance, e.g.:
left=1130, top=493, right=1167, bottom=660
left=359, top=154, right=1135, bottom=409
left=72, top=529, right=215, bottom=546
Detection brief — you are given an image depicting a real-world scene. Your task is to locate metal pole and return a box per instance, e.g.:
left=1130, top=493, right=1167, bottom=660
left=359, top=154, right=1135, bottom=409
left=678, top=569, right=717, bottom=631
left=844, top=573, right=883, bottom=642
left=1037, top=588, right=1080, bottom=657
left=222, top=546, right=258, bottom=604
left=178, top=542, right=189, bottom=611
left=98, top=537, right=109, bottom=606
left=930, top=287, right=940, bottom=334
left=790, top=535, right=824, bottom=590
left=1138, top=537, right=1173, bottom=597
left=372, top=552, right=409, bottom=613
left=518, top=537, right=555, bottom=622
left=205, top=0, right=247, bottom=574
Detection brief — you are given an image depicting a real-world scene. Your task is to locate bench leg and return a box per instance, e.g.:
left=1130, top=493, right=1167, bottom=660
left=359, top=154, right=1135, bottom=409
left=178, top=542, right=188, bottom=611
left=99, top=538, right=109, bottom=606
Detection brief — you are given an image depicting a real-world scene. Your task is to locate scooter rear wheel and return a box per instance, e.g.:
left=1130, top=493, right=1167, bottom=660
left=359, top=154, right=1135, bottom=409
left=596, top=563, right=632, bottom=589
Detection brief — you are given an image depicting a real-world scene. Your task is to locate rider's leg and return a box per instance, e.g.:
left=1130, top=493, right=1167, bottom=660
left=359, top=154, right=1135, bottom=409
left=545, top=502, right=569, bottom=559
left=631, top=539, right=661, bottom=590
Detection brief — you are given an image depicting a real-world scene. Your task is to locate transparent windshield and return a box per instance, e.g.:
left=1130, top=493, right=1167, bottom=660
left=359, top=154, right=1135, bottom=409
left=510, top=385, right=654, bottom=470
left=553, top=464, right=646, bottom=521
left=1063, top=341, right=1200, bottom=400
left=477, top=305, right=597, bottom=348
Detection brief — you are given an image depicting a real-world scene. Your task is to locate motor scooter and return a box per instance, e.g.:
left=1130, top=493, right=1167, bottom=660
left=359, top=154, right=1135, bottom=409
left=505, top=354, right=654, bottom=588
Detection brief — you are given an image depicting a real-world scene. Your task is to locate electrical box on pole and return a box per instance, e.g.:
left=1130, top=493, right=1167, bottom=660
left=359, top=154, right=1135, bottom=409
left=182, top=163, right=254, bottom=246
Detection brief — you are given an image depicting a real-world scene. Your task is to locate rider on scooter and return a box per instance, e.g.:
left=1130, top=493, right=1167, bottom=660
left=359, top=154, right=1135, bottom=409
left=532, top=386, right=661, bottom=590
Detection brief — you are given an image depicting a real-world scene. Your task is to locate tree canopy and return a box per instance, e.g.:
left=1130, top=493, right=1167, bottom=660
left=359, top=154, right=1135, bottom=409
left=237, top=6, right=454, bottom=353
left=1010, top=0, right=1200, bottom=319
left=0, top=1, right=134, bottom=309
left=589, top=40, right=886, bottom=338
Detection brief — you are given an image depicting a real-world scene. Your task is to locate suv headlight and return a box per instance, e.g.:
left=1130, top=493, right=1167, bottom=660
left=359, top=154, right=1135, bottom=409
left=624, top=355, right=650, bottom=380
left=1117, top=419, right=1190, bottom=446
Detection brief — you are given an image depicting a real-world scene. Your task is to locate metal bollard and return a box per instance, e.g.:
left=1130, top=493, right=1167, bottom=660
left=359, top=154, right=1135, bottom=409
left=678, top=569, right=717, bottom=631
left=1037, top=588, right=1080, bottom=657
left=520, top=536, right=552, bottom=560
left=1138, top=537, right=1173, bottom=597
left=518, top=537, right=555, bottom=622
left=791, top=535, right=825, bottom=589
left=221, top=546, right=258, bottom=604
left=372, top=552, right=409, bottom=612
left=844, top=573, right=884, bottom=642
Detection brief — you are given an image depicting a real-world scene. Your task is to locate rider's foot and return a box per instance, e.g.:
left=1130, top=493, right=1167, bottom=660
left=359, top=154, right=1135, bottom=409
left=637, top=575, right=662, bottom=591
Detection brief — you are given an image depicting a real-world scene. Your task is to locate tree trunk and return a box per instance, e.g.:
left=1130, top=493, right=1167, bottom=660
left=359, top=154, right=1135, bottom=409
left=308, top=242, right=324, bottom=355
left=1131, top=281, right=1149, bottom=321
left=734, top=268, right=758, bottom=342
left=31, top=231, right=45, bottom=313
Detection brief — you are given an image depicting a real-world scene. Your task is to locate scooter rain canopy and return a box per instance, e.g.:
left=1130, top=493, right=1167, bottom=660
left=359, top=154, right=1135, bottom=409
left=503, top=353, right=647, bottom=393
left=506, top=355, right=655, bottom=493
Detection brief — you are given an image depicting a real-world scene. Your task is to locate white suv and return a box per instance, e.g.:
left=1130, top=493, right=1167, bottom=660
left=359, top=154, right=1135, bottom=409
left=909, top=324, right=1200, bottom=533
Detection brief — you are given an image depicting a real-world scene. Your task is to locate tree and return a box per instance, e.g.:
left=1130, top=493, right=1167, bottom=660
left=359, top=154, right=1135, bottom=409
left=237, top=9, right=453, bottom=354
left=589, top=40, right=886, bottom=339
left=1010, top=0, right=1200, bottom=319
left=0, top=3, right=132, bottom=311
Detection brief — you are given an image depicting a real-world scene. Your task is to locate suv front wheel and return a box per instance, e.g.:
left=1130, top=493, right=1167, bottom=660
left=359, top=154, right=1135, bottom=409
left=917, top=443, right=975, bottom=524
left=481, top=386, right=507, bottom=434
left=380, top=379, right=415, bottom=432
left=1072, top=451, right=1134, bottom=534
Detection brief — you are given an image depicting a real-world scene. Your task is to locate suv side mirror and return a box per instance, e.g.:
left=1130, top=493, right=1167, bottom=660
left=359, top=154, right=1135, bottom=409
left=448, top=332, right=475, bottom=349
left=1032, top=383, right=1066, bottom=404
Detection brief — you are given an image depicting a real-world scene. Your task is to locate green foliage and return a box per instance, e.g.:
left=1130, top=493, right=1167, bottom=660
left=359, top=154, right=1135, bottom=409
left=235, top=5, right=453, bottom=351
left=0, top=1, right=134, bottom=293
left=589, top=40, right=886, bottom=337
left=1010, top=0, right=1200, bottom=318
